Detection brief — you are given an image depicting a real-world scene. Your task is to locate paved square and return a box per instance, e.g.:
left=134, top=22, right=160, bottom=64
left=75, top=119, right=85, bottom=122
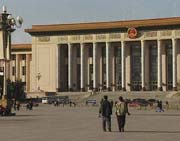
left=0, top=104, right=180, bottom=141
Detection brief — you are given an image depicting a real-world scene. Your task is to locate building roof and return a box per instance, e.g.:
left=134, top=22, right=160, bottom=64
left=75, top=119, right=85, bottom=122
left=25, top=17, right=180, bottom=34
left=11, top=44, right=31, bottom=50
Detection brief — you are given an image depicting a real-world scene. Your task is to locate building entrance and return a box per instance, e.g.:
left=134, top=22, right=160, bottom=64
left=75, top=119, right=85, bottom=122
left=131, top=43, right=141, bottom=91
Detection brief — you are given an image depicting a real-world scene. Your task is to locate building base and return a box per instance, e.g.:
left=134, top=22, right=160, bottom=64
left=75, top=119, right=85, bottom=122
left=173, top=87, right=177, bottom=91
left=68, top=88, right=73, bottom=92
left=158, top=87, right=163, bottom=91
left=93, top=88, right=98, bottom=92
left=81, top=88, right=85, bottom=92
left=122, top=87, right=126, bottom=91
left=106, top=87, right=111, bottom=91
left=142, top=87, right=146, bottom=91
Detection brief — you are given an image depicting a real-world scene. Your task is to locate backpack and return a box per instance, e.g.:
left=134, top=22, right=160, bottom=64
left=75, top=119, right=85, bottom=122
left=116, top=102, right=125, bottom=116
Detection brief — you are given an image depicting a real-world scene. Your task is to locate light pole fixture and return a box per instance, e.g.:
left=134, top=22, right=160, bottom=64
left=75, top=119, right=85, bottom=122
left=0, top=5, right=23, bottom=97
left=36, top=72, right=41, bottom=91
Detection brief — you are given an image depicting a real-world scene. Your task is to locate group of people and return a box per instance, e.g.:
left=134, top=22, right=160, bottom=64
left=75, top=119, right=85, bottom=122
left=26, top=100, right=33, bottom=110
left=13, top=101, right=21, bottom=111
left=156, top=100, right=164, bottom=112
left=99, top=95, right=130, bottom=132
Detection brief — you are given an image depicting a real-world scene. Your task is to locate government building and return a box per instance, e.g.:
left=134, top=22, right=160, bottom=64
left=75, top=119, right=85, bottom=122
left=4, top=44, right=32, bottom=92
left=24, top=17, right=180, bottom=92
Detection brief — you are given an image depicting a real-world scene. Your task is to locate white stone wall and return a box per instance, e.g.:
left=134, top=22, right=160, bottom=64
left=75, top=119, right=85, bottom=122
left=29, top=29, right=180, bottom=92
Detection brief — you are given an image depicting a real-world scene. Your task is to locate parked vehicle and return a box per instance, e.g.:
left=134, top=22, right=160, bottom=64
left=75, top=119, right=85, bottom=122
left=26, top=98, right=41, bottom=106
left=42, top=96, right=69, bottom=104
left=148, top=99, right=157, bottom=104
left=129, top=98, right=149, bottom=107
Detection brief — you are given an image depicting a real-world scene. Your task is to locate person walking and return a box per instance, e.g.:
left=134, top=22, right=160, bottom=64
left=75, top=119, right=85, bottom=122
left=156, top=100, right=164, bottom=112
left=165, top=101, right=169, bottom=111
left=99, top=95, right=112, bottom=132
left=159, top=101, right=164, bottom=112
left=115, top=96, right=130, bottom=132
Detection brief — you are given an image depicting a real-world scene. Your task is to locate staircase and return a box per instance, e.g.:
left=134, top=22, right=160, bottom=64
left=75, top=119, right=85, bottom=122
left=56, top=91, right=180, bottom=104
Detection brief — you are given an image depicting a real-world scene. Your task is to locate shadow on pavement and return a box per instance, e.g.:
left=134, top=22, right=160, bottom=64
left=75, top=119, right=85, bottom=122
left=126, top=130, right=180, bottom=134
left=15, top=114, right=41, bottom=117
left=132, top=113, right=180, bottom=116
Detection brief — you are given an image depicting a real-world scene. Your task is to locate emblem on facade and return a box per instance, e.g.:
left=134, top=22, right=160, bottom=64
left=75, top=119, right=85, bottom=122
left=127, top=27, right=138, bottom=39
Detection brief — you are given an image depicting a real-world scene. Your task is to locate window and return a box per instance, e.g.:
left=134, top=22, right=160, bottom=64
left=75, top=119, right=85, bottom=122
left=76, top=46, right=80, bottom=57
left=22, top=54, right=26, bottom=60
left=11, top=55, right=16, bottom=60
left=0, top=66, right=3, bottom=72
left=22, top=66, right=26, bottom=75
left=12, top=66, right=15, bottom=76
left=89, top=47, right=93, bottom=57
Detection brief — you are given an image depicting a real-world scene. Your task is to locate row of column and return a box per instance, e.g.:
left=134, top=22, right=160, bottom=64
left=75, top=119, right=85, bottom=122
left=67, top=39, right=178, bottom=91
left=157, top=39, right=177, bottom=90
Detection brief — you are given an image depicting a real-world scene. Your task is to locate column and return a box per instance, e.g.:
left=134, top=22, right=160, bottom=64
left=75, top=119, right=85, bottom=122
left=80, top=43, right=85, bottom=91
left=93, top=42, right=97, bottom=91
left=141, top=40, right=145, bottom=90
left=121, top=41, right=125, bottom=91
left=111, top=46, right=115, bottom=91
left=68, top=43, right=73, bottom=91
left=15, top=54, right=20, bottom=80
left=26, top=54, right=31, bottom=92
left=99, top=47, right=103, bottom=91
left=125, top=44, right=131, bottom=91
left=172, top=38, right=177, bottom=91
left=177, top=41, right=180, bottom=86
left=157, top=40, right=162, bottom=91
left=106, top=42, right=110, bottom=91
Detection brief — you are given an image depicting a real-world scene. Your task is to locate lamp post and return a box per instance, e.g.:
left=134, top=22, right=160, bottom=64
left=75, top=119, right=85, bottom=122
left=0, top=6, right=23, bottom=98
left=36, top=72, right=41, bottom=91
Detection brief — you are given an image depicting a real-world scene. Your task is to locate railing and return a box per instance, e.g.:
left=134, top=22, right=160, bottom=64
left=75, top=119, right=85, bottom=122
left=167, top=81, right=173, bottom=90
left=116, top=82, right=122, bottom=90
left=149, top=81, right=157, bottom=90
left=131, top=81, right=142, bottom=91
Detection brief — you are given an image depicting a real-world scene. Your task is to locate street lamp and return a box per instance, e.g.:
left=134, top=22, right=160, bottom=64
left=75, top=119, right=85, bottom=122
left=0, top=6, right=23, bottom=98
left=36, top=72, right=41, bottom=91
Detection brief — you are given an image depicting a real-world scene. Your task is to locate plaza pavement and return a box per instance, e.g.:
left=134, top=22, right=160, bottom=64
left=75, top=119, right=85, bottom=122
left=0, top=104, right=180, bottom=141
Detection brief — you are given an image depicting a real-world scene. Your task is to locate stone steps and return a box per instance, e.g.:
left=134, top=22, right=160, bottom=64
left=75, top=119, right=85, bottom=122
left=27, top=91, right=180, bottom=104
left=56, top=91, right=179, bottom=104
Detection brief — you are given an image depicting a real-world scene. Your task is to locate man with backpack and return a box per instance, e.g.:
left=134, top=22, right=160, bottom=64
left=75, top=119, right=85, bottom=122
left=115, top=96, right=130, bottom=132
left=99, top=95, right=112, bottom=132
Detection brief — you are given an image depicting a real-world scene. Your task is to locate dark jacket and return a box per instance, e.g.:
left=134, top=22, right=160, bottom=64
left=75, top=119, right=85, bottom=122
left=101, top=100, right=112, bottom=117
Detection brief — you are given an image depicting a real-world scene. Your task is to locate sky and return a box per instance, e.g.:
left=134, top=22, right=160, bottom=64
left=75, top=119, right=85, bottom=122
left=1, top=0, right=180, bottom=43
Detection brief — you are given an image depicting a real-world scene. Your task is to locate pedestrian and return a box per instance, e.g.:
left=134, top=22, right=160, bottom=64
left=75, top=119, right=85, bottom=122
left=156, top=100, right=164, bottom=112
left=16, top=101, right=21, bottom=111
left=115, top=96, right=130, bottom=132
left=165, top=101, right=169, bottom=111
left=13, top=100, right=17, bottom=111
left=156, top=100, right=160, bottom=112
left=29, top=100, right=33, bottom=110
left=26, top=102, right=30, bottom=110
left=159, top=101, right=164, bottom=112
left=99, top=95, right=112, bottom=132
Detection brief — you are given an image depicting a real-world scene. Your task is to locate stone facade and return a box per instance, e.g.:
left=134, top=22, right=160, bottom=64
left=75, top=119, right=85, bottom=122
left=6, top=44, right=32, bottom=92
left=25, top=17, right=180, bottom=92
